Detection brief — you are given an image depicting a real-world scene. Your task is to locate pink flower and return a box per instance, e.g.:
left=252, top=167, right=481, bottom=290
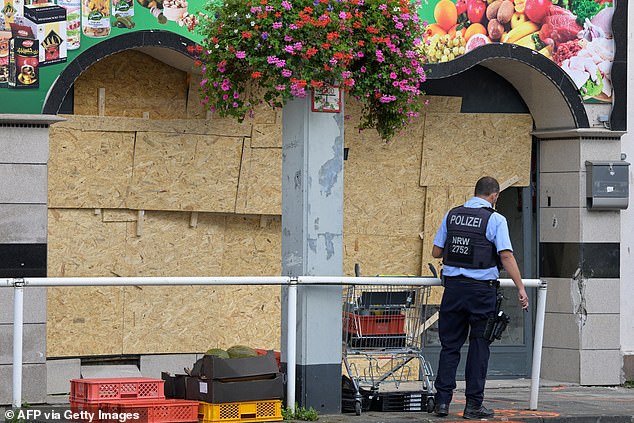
left=339, top=11, right=347, bottom=19
left=275, top=84, right=286, bottom=91
left=282, top=69, right=292, bottom=77
left=281, top=0, right=292, bottom=10
left=389, top=72, right=397, bottom=79
left=236, top=51, right=246, bottom=59
left=221, top=79, right=231, bottom=91
left=273, top=22, right=283, bottom=29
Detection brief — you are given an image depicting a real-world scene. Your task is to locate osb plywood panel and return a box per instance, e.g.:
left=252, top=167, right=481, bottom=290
left=56, top=115, right=253, bottom=138
left=222, top=215, right=282, bottom=276
left=420, top=113, right=533, bottom=187
left=186, top=74, right=207, bottom=120
left=422, top=95, right=463, bottom=113
left=118, top=211, right=227, bottom=277
left=344, top=122, right=425, bottom=237
left=235, top=147, right=282, bottom=215
left=122, top=284, right=280, bottom=354
left=48, top=208, right=128, bottom=277
left=47, top=286, right=125, bottom=356
left=126, top=133, right=244, bottom=212
left=343, top=235, right=422, bottom=277
left=342, top=95, right=460, bottom=141
left=251, top=123, right=282, bottom=148
left=48, top=127, right=135, bottom=209
left=102, top=209, right=137, bottom=222
left=186, top=76, right=278, bottom=125
left=47, top=208, right=129, bottom=356
left=74, top=50, right=188, bottom=119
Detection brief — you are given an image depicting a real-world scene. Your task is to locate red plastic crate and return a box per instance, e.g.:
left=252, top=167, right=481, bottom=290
left=103, top=399, right=199, bottom=423
left=344, top=311, right=405, bottom=336
left=70, top=399, right=198, bottom=423
left=70, top=378, right=165, bottom=402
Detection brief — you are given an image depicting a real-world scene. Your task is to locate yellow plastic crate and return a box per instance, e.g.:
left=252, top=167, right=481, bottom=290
left=198, top=399, right=282, bottom=423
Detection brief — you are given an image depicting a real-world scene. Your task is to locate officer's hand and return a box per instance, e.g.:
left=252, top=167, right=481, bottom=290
left=518, top=288, right=529, bottom=311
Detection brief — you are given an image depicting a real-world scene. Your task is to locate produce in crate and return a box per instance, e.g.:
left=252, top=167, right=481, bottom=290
left=227, top=344, right=258, bottom=358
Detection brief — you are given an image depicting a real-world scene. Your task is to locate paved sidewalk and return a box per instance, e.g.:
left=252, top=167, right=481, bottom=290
left=316, top=379, right=634, bottom=423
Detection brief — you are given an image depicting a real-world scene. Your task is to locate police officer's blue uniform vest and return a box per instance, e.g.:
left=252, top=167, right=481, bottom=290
left=442, top=206, right=498, bottom=270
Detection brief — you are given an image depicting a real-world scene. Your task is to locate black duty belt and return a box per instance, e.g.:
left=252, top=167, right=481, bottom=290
left=444, top=276, right=500, bottom=289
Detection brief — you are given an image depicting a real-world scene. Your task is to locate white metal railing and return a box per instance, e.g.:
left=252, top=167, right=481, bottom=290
left=2, top=276, right=546, bottom=411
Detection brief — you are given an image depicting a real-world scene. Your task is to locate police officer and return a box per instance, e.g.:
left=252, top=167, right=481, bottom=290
left=431, top=176, right=529, bottom=419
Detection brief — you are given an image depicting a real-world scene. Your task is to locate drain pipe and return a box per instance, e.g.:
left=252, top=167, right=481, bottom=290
left=12, top=279, right=24, bottom=408
left=529, top=281, right=548, bottom=410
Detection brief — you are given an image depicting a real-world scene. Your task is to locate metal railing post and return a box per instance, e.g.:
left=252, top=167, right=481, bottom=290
left=529, top=280, right=548, bottom=410
left=12, top=279, right=25, bottom=408
left=286, top=278, right=297, bottom=412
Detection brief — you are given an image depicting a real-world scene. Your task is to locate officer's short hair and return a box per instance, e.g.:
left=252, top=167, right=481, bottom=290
left=475, top=176, right=500, bottom=196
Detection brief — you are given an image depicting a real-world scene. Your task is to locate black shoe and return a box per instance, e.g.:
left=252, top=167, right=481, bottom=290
left=435, top=403, right=449, bottom=417
left=463, top=403, right=494, bottom=419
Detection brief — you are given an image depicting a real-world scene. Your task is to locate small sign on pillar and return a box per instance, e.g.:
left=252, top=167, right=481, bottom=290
left=311, top=86, right=341, bottom=113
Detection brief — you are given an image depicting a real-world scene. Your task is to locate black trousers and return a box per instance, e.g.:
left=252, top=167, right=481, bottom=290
left=434, top=278, right=497, bottom=406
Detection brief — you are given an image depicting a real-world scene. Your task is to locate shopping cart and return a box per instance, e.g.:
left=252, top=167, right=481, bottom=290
left=341, top=265, right=435, bottom=415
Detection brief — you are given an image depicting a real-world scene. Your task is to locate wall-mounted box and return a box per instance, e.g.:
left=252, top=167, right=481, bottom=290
left=585, top=160, right=630, bottom=210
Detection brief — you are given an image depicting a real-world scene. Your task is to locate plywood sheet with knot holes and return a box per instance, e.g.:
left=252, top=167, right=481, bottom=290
left=122, top=284, right=281, bottom=354
left=343, top=124, right=425, bottom=237
left=120, top=211, right=227, bottom=277
left=221, top=215, right=282, bottom=276
left=126, top=133, right=244, bottom=213
left=48, top=127, right=135, bottom=209
left=73, top=50, right=188, bottom=119
left=420, top=113, right=533, bottom=187
left=235, top=147, right=282, bottom=215
left=343, top=235, right=422, bottom=277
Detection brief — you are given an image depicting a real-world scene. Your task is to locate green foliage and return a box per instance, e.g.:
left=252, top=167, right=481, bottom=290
left=625, top=380, right=634, bottom=389
left=571, top=0, right=608, bottom=25
left=282, top=403, right=319, bottom=421
left=195, top=0, right=427, bottom=141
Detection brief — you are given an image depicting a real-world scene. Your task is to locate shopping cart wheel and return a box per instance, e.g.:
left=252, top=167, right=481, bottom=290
left=354, top=400, right=362, bottom=416
left=426, top=397, right=435, bottom=413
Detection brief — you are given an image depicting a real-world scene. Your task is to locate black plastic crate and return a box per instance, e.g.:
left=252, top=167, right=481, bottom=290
left=370, top=391, right=429, bottom=412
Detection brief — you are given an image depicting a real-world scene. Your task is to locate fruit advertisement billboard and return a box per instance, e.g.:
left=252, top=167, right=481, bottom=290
left=0, top=0, right=619, bottom=114
left=418, top=0, right=616, bottom=103
left=0, top=0, right=205, bottom=114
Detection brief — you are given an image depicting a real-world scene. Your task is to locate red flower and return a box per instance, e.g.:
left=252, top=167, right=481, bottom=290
left=251, top=71, right=262, bottom=78
left=310, top=80, right=324, bottom=88
left=242, top=31, right=252, bottom=38
left=366, top=26, right=379, bottom=34
left=186, top=45, right=195, bottom=54
left=322, top=42, right=330, bottom=49
left=194, top=59, right=202, bottom=67
left=326, top=32, right=339, bottom=41
left=306, top=47, right=318, bottom=57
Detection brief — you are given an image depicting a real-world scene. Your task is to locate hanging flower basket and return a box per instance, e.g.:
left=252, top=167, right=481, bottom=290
left=196, top=0, right=427, bottom=141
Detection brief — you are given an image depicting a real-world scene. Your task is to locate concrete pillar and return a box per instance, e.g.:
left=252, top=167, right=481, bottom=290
left=280, top=95, right=344, bottom=413
left=0, top=114, right=63, bottom=405
left=536, top=128, right=624, bottom=385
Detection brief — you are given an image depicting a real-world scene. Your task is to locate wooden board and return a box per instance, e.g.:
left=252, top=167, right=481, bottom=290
left=235, top=147, right=283, bottom=215
left=73, top=50, right=189, bottom=119
left=420, top=113, right=533, bottom=187
left=48, top=127, right=135, bottom=209
left=126, top=133, right=244, bottom=212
